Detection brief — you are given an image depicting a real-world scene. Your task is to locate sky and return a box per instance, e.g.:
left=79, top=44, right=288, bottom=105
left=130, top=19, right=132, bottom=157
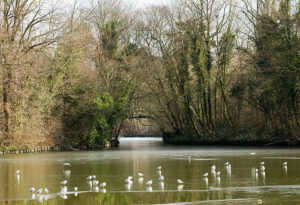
left=62, top=0, right=170, bottom=9
left=129, top=0, right=169, bottom=8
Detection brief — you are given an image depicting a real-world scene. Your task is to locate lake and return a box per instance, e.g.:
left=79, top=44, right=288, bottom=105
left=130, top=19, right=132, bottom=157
left=1, top=137, right=300, bottom=204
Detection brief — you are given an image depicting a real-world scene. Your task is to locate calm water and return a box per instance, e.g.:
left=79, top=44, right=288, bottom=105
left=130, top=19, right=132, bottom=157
left=1, top=137, right=300, bottom=204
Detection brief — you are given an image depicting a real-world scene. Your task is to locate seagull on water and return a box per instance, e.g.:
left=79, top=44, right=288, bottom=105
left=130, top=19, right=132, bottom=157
left=35, top=189, right=43, bottom=195
left=87, top=175, right=93, bottom=180
left=63, top=162, right=71, bottom=167
left=216, top=171, right=221, bottom=176
left=157, top=166, right=162, bottom=170
left=74, top=187, right=78, bottom=191
left=93, top=180, right=99, bottom=186
left=203, top=172, right=208, bottom=177
left=125, top=178, right=132, bottom=183
left=283, top=162, right=287, bottom=166
left=44, top=188, right=49, bottom=194
left=158, top=175, right=164, bottom=181
left=211, top=165, right=216, bottom=170
left=61, top=180, right=67, bottom=185
left=60, top=186, right=67, bottom=193
left=177, top=179, right=184, bottom=184
left=138, top=173, right=144, bottom=177
left=260, top=162, right=264, bottom=165
left=146, top=180, right=152, bottom=186
left=15, top=170, right=20, bottom=175
left=28, top=187, right=35, bottom=192
left=99, top=182, right=107, bottom=188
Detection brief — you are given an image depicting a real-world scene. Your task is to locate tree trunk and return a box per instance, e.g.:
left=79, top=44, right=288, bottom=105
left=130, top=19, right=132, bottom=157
left=2, top=62, right=12, bottom=145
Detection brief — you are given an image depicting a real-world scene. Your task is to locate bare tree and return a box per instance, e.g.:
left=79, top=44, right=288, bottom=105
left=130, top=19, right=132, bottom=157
left=0, top=0, right=61, bottom=145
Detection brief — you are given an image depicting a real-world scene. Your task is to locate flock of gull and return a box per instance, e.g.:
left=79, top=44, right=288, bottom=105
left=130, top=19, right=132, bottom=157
left=12, top=157, right=289, bottom=202
left=13, top=163, right=107, bottom=202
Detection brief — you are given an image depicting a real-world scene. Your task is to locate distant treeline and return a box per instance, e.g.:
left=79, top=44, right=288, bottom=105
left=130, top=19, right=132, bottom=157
left=0, top=0, right=299, bottom=150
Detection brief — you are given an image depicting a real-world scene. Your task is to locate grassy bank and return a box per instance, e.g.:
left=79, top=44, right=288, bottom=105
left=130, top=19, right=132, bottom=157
left=0, top=139, right=120, bottom=155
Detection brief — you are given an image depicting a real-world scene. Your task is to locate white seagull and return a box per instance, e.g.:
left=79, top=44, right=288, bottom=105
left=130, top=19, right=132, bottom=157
left=158, top=175, right=164, bottom=181
left=99, top=182, right=107, bottom=188
left=63, top=162, right=71, bottom=167
left=28, top=187, right=35, bottom=192
left=177, top=179, right=184, bottom=184
left=44, top=188, right=49, bottom=194
left=203, top=172, right=208, bottom=177
left=93, top=180, right=99, bottom=186
left=61, top=180, right=67, bottom=185
left=60, top=186, right=67, bottom=193
left=125, top=178, right=132, bottom=183
left=146, top=180, right=152, bottom=186
left=35, top=189, right=43, bottom=195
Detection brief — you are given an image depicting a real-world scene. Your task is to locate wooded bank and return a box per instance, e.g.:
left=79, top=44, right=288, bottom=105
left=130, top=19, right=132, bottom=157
left=0, top=0, right=299, bottom=150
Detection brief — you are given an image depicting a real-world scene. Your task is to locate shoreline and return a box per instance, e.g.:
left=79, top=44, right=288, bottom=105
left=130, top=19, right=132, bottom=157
left=1, top=134, right=300, bottom=155
left=162, top=133, right=300, bottom=147
left=0, top=139, right=120, bottom=155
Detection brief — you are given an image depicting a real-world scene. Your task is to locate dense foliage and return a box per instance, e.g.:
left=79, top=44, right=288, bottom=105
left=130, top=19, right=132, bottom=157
left=0, top=0, right=299, bottom=150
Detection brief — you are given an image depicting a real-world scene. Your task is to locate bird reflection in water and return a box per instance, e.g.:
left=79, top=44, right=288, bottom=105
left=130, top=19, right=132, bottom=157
left=125, top=183, right=132, bottom=191
left=64, top=169, right=71, bottom=179
left=216, top=176, right=221, bottom=187
left=159, top=181, right=164, bottom=191
left=60, top=194, right=67, bottom=200
left=138, top=177, right=144, bottom=184
left=178, top=184, right=184, bottom=191
left=146, top=186, right=152, bottom=192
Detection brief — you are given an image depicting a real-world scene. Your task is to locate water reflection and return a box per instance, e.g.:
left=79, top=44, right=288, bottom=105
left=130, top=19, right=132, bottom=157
left=203, top=177, right=208, bottom=188
left=1, top=137, right=300, bottom=204
left=138, top=177, right=143, bottom=184
left=146, top=186, right=152, bottom=192
left=125, top=183, right=132, bottom=191
left=63, top=169, right=71, bottom=179
left=60, top=194, right=67, bottom=200
left=283, top=164, right=288, bottom=176
left=216, top=176, right=221, bottom=187
left=15, top=174, right=20, bottom=185
left=178, top=185, right=184, bottom=191
left=159, top=181, right=164, bottom=191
